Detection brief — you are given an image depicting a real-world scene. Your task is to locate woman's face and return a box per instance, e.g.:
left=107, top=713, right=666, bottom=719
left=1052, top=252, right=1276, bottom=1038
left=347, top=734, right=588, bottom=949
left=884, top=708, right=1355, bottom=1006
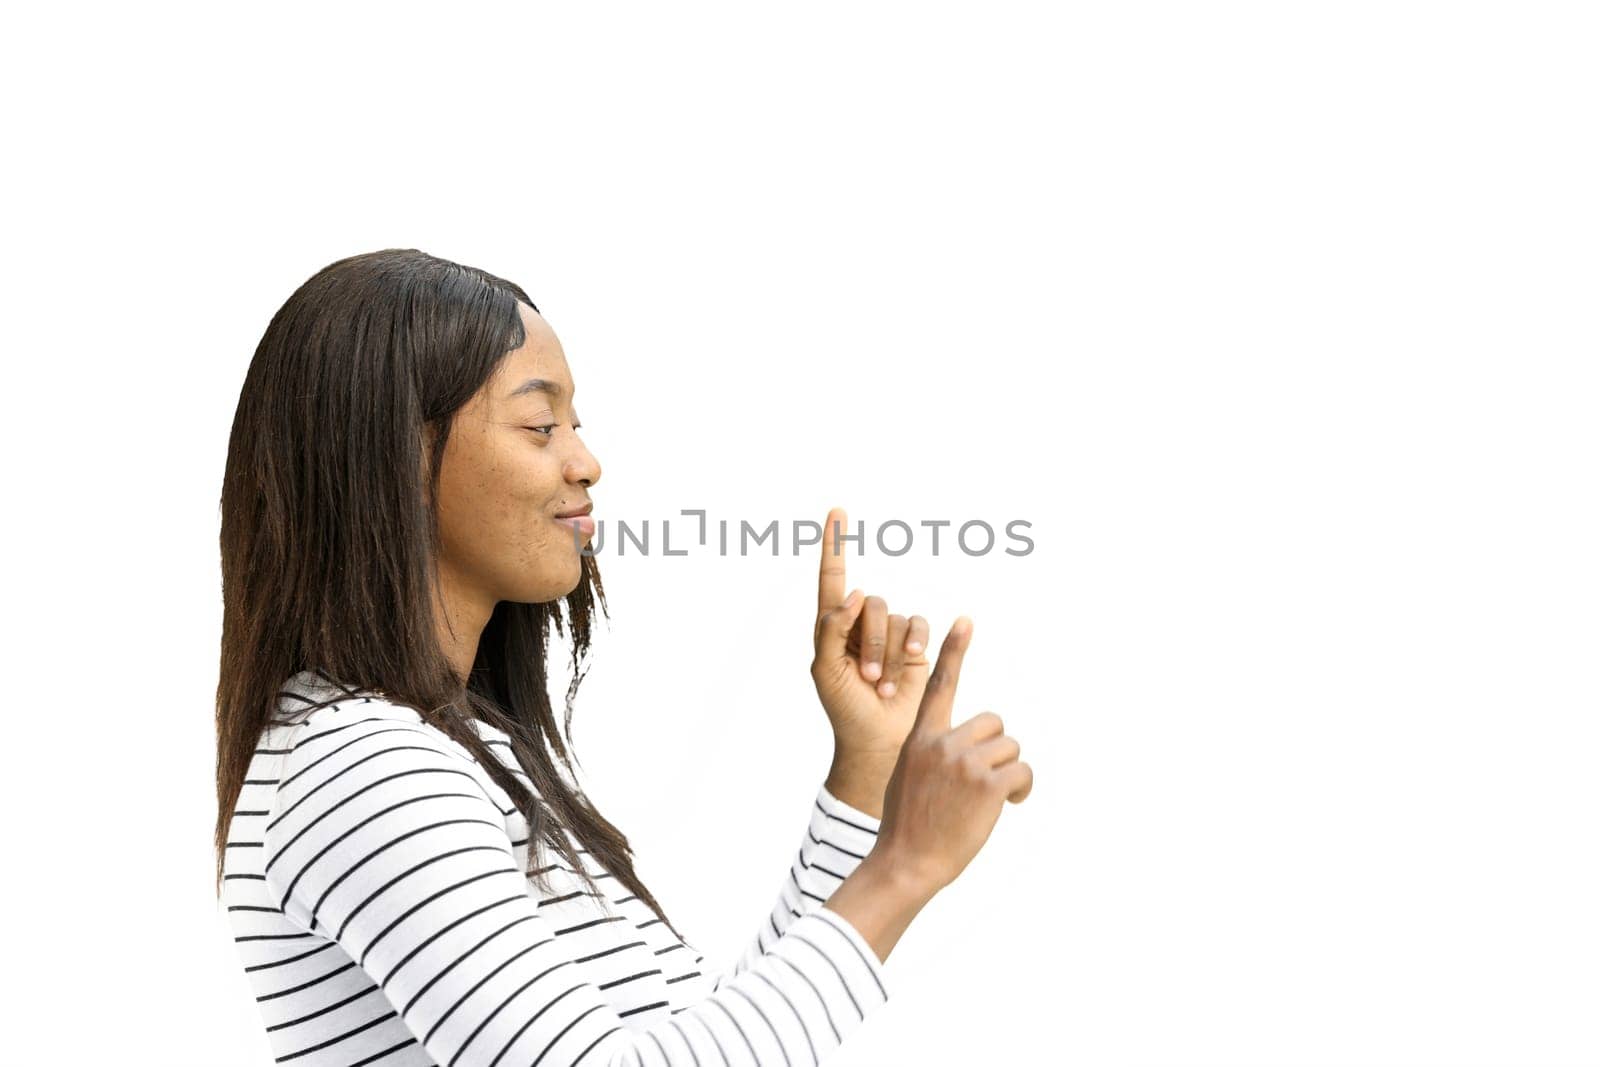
left=434, top=302, right=601, bottom=609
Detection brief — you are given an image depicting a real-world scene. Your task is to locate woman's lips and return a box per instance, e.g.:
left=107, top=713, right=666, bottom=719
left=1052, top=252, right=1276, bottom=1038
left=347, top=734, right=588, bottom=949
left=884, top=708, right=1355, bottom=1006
left=556, top=514, right=596, bottom=539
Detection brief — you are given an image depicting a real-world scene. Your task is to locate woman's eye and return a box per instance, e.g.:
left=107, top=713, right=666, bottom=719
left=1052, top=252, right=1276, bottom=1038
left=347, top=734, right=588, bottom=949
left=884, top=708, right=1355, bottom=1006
left=527, top=421, right=581, bottom=437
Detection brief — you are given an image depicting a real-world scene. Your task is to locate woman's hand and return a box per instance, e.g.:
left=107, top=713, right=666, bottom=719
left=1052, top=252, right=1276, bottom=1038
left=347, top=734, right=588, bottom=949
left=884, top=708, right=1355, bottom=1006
left=811, top=507, right=931, bottom=814
left=871, top=615, right=1033, bottom=897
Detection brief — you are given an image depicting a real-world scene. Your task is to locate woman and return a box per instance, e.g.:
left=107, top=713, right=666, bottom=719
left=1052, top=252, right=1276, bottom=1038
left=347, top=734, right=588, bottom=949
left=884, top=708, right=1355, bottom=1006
left=216, top=248, right=1033, bottom=1066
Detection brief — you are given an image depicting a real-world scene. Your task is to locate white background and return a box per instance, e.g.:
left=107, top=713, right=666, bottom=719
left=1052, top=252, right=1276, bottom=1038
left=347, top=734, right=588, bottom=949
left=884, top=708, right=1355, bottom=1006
left=3, top=2, right=1596, bottom=1064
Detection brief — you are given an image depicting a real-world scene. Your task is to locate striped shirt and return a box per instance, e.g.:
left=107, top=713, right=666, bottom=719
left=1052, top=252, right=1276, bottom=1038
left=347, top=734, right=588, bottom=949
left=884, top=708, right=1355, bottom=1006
left=222, top=670, right=890, bottom=1066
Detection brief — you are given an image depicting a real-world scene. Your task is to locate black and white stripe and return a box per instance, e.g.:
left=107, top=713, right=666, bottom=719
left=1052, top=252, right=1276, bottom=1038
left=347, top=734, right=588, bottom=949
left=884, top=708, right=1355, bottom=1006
left=223, top=671, right=889, bottom=1065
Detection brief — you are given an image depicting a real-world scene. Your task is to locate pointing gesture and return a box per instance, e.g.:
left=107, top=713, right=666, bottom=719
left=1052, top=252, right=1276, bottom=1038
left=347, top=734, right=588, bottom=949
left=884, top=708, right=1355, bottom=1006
left=812, top=508, right=931, bottom=795
left=872, top=616, right=1035, bottom=897
left=807, top=507, right=1033, bottom=957
left=814, top=507, right=930, bottom=693
left=911, top=612, right=971, bottom=737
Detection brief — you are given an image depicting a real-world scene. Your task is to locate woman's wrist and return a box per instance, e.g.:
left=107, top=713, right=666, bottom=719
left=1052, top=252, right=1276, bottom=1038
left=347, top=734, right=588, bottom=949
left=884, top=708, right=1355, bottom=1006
left=822, top=850, right=937, bottom=965
left=825, top=748, right=898, bottom=818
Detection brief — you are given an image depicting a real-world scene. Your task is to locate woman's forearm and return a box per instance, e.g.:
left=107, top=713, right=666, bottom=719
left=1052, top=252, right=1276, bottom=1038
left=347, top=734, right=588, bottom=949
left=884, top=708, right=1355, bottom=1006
left=822, top=853, right=937, bottom=964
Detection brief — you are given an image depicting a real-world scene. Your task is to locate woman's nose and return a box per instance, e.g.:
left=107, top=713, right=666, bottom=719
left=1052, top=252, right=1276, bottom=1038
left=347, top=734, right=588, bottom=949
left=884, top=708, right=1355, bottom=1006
left=565, top=439, right=601, bottom=487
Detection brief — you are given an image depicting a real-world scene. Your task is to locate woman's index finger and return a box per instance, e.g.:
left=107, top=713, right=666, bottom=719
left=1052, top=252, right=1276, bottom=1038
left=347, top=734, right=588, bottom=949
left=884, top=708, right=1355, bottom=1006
left=817, top=506, right=848, bottom=613
left=913, top=616, right=973, bottom=736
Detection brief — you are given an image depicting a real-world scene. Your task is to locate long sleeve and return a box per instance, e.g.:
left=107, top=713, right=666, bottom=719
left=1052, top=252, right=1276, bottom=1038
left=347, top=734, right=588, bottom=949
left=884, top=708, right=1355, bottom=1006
left=260, top=712, right=890, bottom=1066
left=708, top=784, right=885, bottom=989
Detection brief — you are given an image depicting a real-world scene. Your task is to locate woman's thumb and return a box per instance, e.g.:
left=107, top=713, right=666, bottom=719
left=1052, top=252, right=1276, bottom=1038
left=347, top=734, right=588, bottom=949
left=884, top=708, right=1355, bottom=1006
left=815, top=587, right=865, bottom=663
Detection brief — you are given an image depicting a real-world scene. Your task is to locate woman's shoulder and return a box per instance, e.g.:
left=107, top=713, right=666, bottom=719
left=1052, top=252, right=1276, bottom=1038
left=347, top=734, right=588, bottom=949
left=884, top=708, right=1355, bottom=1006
left=249, top=672, right=525, bottom=841
left=262, top=669, right=498, bottom=772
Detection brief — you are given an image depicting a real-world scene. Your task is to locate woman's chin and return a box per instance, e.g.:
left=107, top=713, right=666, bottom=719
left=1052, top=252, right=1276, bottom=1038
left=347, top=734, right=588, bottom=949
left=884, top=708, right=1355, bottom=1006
left=508, top=557, right=585, bottom=605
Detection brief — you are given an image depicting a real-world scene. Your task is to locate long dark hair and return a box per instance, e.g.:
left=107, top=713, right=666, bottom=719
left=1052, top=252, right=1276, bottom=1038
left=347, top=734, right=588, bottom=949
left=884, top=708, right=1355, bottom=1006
left=215, top=248, right=681, bottom=940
